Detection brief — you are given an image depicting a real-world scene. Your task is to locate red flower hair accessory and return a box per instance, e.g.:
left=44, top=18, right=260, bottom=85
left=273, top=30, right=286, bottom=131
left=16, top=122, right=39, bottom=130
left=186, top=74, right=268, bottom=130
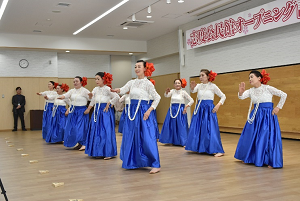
left=260, top=69, right=270, bottom=84
left=144, top=62, right=155, bottom=77
left=103, top=72, right=113, bottom=85
left=61, top=83, right=69, bottom=92
left=149, top=78, right=155, bottom=86
left=81, top=77, right=88, bottom=87
left=54, top=82, right=59, bottom=89
left=208, top=70, right=217, bottom=82
left=181, top=78, right=187, bottom=88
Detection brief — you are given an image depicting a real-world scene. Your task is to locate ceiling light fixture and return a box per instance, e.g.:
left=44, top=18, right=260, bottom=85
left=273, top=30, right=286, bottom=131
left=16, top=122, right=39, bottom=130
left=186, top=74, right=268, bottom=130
left=123, top=26, right=128, bottom=29
left=65, top=51, right=70, bottom=53
left=73, top=0, right=129, bottom=35
left=132, top=13, right=136, bottom=21
left=178, top=0, right=184, bottom=3
left=0, top=0, right=9, bottom=20
left=148, top=5, right=151, bottom=13
left=146, top=15, right=152, bottom=18
left=129, top=53, right=133, bottom=55
left=167, top=0, right=171, bottom=4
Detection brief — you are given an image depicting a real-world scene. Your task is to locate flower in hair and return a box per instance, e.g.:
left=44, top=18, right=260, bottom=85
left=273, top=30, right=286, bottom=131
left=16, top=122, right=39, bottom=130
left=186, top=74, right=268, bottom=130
left=208, top=70, right=217, bottom=82
left=81, top=77, right=88, bottom=87
left=181, top=78, right=187, bottom=88
left=260, top=69, right=270, bottom=84
left=54, top=82, right=59, bottom=89
left=103, top=72, right=113, bottom=85
left=61, top=83, right=70, bottom=92
left=149, top=78, right=156, bottom=86
left=144, top=62, right=155, bottom=77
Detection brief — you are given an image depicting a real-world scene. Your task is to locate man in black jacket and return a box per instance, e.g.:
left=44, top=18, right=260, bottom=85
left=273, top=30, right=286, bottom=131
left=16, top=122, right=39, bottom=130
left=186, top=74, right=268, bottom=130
left=12, top=87, right=26, bottom=131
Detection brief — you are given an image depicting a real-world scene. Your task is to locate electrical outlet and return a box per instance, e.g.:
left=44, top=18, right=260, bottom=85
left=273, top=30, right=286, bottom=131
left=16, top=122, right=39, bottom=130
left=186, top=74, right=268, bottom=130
left=2, top=94, right=4, bottom=98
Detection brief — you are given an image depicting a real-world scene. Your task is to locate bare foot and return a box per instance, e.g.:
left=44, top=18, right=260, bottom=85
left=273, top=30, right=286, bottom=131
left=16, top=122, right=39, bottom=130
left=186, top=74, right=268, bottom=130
left=104, top=157, right=112, bottom=160
left=214, top=153, right=224, bottom=157
left=268, top=165, right=273, bottom=169
left=149, top=168, right=161, bottom=174
left=242, top=161, right=245, bottom=164
left=79, top=145, right=86, bottom=151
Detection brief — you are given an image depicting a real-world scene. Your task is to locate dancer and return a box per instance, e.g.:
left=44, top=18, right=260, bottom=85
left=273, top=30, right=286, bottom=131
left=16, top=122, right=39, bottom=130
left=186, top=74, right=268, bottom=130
left=37, top=81, right=58, bottom=139
left=159, top=78, right=194, bottom=146
left=112, top=60, right=161, bottom=174
left=234, top=70, right=287, bottom=168
left=85, top=72, right=119, bottom=159
left=44, top=84, right=70, bottom=143
left=185, top=69, right=226, bottom=157
left=58, top=76, right=91, bottom=151
left=118, top=92, right=130, bottom=134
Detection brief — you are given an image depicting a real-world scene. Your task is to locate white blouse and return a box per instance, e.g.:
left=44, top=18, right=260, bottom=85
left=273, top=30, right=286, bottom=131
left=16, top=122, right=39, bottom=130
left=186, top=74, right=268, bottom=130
left=238, top=84, right=287, bottom=109
left=40, top=91, right=57, bottom=103
left=191, top=82, right=226, bottom=105
left=47, top=94, right=70, bottom=106
left=120, top=77, right=161, bottom=109
left=164, top=89, right=194, bottom=106
left=89, top=86, right=120, bottom=106
left=119, top=94, right=130, bottom=105
left=63, top=87, right=90, bottom=106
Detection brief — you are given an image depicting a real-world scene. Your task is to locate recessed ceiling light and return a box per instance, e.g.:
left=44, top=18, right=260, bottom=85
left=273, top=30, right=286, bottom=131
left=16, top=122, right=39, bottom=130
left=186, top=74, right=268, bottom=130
left=52, top=10, right=61, bottom=13
left=178, top=0, right=184, bottom=3
left=65, top=50, right=70, bottom=52
left=167, top=0, right=171, bottom=4
left=0, top=0, right=9, bottom=20
left=73, top=0, right=129, bottom=35
left=123, top=26, right=128, bottom=29
left=147, top=6, right=151, bottom=14
left=47, top=19, right=51, bottom=21
left=129, top=53, right=133, bottom=55
left=146, top=15, right=152, bottom=18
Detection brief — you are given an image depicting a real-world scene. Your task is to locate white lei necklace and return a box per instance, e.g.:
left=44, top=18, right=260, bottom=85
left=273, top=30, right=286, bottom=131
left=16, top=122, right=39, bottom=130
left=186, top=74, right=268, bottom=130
left=93, top=87, right=104, bottom=123
left=247, top=86, right=263, bottom=124
left=44, top=90, right=55, bottom=111
left=128, top=79, right=143, bottom=121
left=193, top=83, right=209, bottom=115
left=169, top=89, right=183, bottom=119
left=69, top=87, right=82, bottom=113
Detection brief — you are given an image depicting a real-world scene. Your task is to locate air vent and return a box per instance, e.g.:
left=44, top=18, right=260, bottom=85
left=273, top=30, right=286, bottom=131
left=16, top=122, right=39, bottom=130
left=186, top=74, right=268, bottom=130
left=57, top=2, right=71, bottom=7
left=33, top=30, right=42, bottom=33
left=121, top=20, right=154, bottom=28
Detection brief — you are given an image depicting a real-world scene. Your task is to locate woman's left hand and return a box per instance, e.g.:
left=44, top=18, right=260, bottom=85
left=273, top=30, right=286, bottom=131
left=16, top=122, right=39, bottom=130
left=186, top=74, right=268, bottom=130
left=212, top=103, right=221, bottom=113
left=143, top=110, right=151, bottom=120
left=183, top=106, right=188, bottom=114
left=272, top=107, right=280, bottom=115
left=103, top=103, right=110, bottom=112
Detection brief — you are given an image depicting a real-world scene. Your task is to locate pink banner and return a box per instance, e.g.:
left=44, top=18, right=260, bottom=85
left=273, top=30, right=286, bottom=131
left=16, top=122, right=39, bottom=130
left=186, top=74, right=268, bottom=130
left=186, top=0, right=300, bottom=50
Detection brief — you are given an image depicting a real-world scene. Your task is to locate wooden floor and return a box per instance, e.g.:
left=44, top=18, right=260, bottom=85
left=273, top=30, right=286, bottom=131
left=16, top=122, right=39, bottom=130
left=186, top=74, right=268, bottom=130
left=1, top=129, right=300, bottom=201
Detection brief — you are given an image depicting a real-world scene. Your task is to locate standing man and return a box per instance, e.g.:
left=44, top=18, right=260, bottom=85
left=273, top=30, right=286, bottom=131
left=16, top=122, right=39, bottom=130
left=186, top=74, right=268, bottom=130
left=12, top=87, right=26, bottom=131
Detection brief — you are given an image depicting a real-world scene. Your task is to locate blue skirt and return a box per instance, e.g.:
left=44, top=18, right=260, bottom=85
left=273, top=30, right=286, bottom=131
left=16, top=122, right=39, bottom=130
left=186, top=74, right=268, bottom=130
left=234, top=102, right=283, bottom=168
left=159, top=104, right=188, bottom=146
left=42, top=103, right=54, bottom=139
left=45, top=105, right=67, bottom=143
left=64, top=106, right=89, bottom=147
left=149, top=100, right=159, bottom=139
left=120, top=99, right=160, bottom=169
left=85, top=103, right=117, bottom=157
left=118, top=105, right=128, bottom=133
left=185, top=100, right=224, bottom=154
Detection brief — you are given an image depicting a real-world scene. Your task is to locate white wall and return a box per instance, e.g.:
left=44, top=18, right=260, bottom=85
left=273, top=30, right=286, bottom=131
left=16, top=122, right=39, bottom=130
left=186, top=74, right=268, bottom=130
left=111, top=55, right=132, bottom=88
left=57, top=53, right=110, bottom=78
left=179, top=0, right=300, bottom=90
left=0, top=33, right=147, bottom=53
left=0, top=50, right=58, bottom=77
left=149, top=53, right=180, bottom=77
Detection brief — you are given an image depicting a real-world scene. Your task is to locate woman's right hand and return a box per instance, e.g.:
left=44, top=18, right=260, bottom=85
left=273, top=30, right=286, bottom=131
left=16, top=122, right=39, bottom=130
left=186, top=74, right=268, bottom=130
left=84, top=108, right=90, bottom=115
left=44, top=95, right=48, bottom=100
left=239, top=82, right=245, bottom=96
left=111, top=88, right=120, bottom=93
left=88, top=92, right=93, bottom=99
left=165, top=88, right=170, bottom=94
left=190, top=81, right=196, bottom=90
left=36, top=92, right=41, bottom=95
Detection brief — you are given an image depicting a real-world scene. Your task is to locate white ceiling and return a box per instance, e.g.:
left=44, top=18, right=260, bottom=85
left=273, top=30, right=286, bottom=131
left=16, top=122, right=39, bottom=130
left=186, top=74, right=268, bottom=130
left=0, top=0, right=241, bottom=41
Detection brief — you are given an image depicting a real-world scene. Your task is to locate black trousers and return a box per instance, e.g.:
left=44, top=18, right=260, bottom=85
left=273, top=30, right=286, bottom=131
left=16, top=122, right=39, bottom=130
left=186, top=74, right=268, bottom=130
left=13, top=109, right=25, bottom=130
